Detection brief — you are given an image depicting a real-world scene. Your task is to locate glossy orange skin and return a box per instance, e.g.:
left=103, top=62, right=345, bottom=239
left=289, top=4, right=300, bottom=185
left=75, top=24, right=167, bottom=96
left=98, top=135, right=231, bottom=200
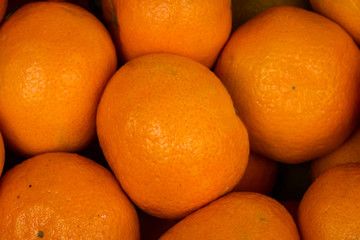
left=215, top=6, right=360, bottom=164
left=101, top=0, right=231, bottom=68
left=233, top=152, right=277, bottom=194
left=310, top=0, right=360, bottom=44
left=160, top=192, right=300, bottom=240
left=0, top=2, right=117, bottom=157
left=97, top=53, right=249, bottom=219
left=298, top=163, right=360, bottom=239
left=0, top=152, right=140, bottom=239
left=311, top=125, right=360, bottom=180
left=0, top=132, right=4, bottom=176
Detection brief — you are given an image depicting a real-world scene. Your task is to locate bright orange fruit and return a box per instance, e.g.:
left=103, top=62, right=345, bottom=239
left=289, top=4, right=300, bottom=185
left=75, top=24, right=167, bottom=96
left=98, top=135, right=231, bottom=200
left=97, top=53, right=249, bottom=219
left=159, top=192, right=300, bottom=239
left=298, top=163, right=360, bottom=239
left=0, top=2, right=117, bottom=157
left=101, top=0, right=231, bottom=68
left=310, top=0, right=360, bottom=44
left=0, top=152, right=140, bottom=239
left=215, top=6, right=360, bottom=164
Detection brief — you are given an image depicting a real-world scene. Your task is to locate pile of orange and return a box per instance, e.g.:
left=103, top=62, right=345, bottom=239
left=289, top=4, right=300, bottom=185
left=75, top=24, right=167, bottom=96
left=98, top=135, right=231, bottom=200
left=0, top=0, right=359, bottom=238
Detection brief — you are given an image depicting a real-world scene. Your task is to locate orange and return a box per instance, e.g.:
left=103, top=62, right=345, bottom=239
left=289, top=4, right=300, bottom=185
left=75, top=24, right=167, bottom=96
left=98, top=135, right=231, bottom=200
left=231, top=0, right=311, bottom=31
left=215, top=6, right=360, bottom=164
left=310, top=0, right=360, bottom=44
left=101, top=0, right=231, bottom=68
left=0, top=2, right=117, bottom=157
left=311, top=124, right=360, bottom=180
left=298, top=163, right=360, bottom=239
left=0, top=0, right=6, bottom=22
left=96, top=53, right=249, bottom=219
left=0, top=152, right=140, bottom=239
left=232, top=152, right=277, bottom=195
left=159, top=192, right=300, bottom=239
left=0, top=132, right=4, bottom=176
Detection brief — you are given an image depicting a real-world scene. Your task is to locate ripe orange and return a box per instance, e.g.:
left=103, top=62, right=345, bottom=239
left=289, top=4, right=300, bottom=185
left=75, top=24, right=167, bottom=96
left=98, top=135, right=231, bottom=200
left=310, top=0, right=360, bottom=44
left=159, top=192, right=300, bottom=239
left=0, top=2, right=117, bottom=157
left=0, top=132, right=4, bottom=176
left=0, top=152, right=140, bottom=239
left=96, top=53, right=249, bottom=219
left=231, top=0, right=311, bottom=31
left=215, top=6, right=360, bottom=164
left=232, top=152, right=277, bottom=195
left=311, top=125, right=360, bottom=180
left=0, top=0, right=7, bottom=22
left=298, top=163, right=360, bottom=239
left=101, top=0, right=231, bottom=68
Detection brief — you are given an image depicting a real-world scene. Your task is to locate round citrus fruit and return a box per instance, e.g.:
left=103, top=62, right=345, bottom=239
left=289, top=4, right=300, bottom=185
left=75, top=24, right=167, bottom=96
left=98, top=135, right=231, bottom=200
left=96, top=53, right=249, bottom=219
left=101, top=0, right=231, bottom=68
left=298, top=163, right=360, bottom=239
left=310, top=0, right=360, bottom=44
left=0, top=152, right=140, bottom=239
left=311, top=125, right=360, bottom=180
left=231, top=0, right=311, bottom=31
left=215, top=6, right=360, bottom=164
left=159, top=192, right=300, bottom=239
left=232, top=152, right=277, bottom=194
left=0, top=2, right=117, bottom=157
